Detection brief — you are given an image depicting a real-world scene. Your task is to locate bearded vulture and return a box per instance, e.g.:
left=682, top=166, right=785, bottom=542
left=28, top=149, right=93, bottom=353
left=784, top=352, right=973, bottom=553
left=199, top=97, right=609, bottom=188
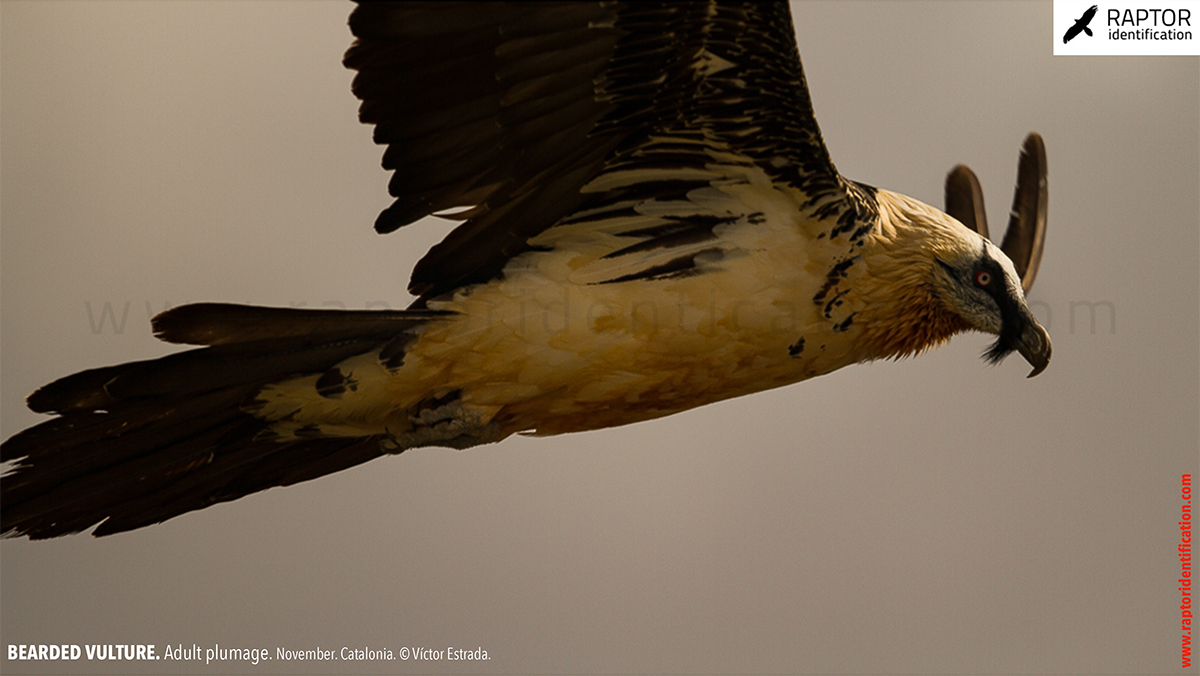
left=1, top=1, right=1050, bottom=539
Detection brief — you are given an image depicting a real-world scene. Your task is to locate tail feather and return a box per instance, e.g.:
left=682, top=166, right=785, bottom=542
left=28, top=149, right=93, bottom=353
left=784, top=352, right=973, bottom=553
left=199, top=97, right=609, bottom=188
left=5, top=409, right=253, bottom=538
left=152, top=302, right=447, bottom=346
left=2, top=303, right=435, bottom=539
left=91, top=434, right=381, bottom=538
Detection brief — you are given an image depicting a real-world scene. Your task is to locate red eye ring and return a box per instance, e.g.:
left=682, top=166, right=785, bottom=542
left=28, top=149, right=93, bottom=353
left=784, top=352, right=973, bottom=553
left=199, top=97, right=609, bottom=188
left=974, top=270, right=992, bottom=287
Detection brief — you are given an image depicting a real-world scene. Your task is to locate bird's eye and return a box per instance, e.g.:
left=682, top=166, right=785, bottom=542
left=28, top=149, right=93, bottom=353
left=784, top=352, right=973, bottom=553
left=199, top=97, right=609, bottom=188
left=974, top=270, right=992, bottom=287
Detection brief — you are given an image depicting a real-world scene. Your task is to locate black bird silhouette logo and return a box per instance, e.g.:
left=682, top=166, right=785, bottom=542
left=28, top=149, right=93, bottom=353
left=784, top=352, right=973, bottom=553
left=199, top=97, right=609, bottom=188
left=1063, top=4, right=1099, bottom=43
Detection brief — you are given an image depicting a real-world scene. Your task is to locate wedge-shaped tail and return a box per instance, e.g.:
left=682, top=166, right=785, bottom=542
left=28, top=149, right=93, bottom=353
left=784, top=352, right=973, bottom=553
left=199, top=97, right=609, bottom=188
left=1, top=304, right=439, bottom=539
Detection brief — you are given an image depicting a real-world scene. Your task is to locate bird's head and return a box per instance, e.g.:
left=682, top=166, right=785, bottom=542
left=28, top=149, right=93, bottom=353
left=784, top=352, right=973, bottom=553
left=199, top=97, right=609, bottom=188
left=860, top=190, right=1051, bottom=377
left=930, top=234, right=1051, bottom=377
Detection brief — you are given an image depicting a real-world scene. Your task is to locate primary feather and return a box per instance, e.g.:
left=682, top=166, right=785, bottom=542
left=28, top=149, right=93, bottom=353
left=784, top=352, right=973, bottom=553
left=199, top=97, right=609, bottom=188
left=1, top=1, right=1050, bottom=538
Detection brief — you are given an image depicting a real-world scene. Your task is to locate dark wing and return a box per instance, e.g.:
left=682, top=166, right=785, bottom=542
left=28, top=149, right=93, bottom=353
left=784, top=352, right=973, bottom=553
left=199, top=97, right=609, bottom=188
left=999, top=133, right=1048, bottom=291
left=344, top=1, right=858, bottom=302
left=944, top=133, right=1047, bottom=293
left=945, top=164, right=989, bottom=239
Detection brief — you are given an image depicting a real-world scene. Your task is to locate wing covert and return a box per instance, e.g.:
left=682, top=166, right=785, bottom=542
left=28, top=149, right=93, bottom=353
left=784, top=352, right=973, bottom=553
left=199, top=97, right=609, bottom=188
left=345, top=1, right=853, bottom=301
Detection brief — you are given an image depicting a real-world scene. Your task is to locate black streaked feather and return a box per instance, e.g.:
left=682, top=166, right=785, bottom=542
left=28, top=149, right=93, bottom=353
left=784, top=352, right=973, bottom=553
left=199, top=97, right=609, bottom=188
left=596, top=247, right=724, bottom=285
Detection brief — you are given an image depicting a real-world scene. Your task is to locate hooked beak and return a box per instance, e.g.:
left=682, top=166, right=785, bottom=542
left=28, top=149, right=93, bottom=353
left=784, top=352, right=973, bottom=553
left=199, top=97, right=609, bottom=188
left=982, top=296, right=1052, bottom=378
left=1016, top=320, right=1052, bottom=378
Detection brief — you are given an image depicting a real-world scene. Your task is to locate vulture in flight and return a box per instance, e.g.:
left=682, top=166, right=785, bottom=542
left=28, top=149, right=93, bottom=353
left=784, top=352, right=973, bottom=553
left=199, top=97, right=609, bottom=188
left=1, top=1, right=1050, bottom=539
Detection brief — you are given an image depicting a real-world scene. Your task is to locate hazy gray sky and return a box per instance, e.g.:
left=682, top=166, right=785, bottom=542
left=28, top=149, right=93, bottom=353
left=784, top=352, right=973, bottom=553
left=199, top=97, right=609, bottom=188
left=2, top=2, right=1197, bottom=674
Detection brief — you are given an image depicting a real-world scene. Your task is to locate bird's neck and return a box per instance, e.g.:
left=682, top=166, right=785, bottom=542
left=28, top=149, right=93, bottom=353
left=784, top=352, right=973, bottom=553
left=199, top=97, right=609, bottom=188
left=849, top=190, right=972, bottom=361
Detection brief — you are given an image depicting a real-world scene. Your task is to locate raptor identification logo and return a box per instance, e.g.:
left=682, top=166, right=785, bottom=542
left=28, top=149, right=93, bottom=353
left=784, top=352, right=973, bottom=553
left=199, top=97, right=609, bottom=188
left=1054, top=0, right=1200, bottom=53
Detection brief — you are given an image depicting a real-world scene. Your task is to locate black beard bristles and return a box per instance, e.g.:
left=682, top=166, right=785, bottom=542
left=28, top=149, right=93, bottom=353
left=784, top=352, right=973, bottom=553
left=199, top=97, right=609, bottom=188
left=983, top=335, right=1016, bottom=365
